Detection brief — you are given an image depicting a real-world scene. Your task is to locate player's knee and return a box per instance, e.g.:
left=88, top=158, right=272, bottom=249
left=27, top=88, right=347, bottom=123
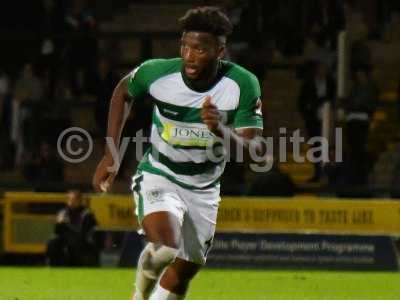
left=157, top=237, right=180, bottom=250
left=146, top=231, right=181, bottom=250
left=139, top=243, right=179, bottom=277
left=151, top=243, right=180, bottom=267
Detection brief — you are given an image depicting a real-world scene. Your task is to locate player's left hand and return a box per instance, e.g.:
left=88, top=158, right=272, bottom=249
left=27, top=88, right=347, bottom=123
left=201, top=96, right=223, bottom=137
left=92, top=155, right=117, bottom=193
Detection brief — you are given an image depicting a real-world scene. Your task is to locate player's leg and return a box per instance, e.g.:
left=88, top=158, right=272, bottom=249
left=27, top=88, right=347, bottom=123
left=132, top=172, right=186, bottom=300
left=149, top=185, right=220, bottom=299
left=149, top=258, right=200, bottom=299
left=134, top=212, right=182, bottom=300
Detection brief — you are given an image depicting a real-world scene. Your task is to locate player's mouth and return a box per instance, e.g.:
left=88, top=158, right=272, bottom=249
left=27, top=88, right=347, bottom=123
left=184, top=65, right=200, bottom=77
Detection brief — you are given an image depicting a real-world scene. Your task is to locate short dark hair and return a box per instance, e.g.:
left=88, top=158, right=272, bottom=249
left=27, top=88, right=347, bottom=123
left=179, top=6, right=233, bottom=37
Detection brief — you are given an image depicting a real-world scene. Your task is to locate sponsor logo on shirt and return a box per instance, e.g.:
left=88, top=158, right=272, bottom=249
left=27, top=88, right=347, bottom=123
left=161, top=122, right=213, bottom=147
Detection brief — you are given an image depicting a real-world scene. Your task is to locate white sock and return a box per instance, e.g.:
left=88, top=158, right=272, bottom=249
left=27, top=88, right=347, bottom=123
left=149, top=283, right=184, bottom=300
left=134, top=243, right=179, bottom=300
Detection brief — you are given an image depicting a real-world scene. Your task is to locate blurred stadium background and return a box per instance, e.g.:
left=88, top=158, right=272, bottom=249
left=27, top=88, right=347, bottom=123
left=1, top=0, right=400, bottom=299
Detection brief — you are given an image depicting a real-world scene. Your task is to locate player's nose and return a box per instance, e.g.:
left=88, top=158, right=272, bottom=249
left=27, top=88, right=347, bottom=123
left=183, top=48, right=196, bottom=63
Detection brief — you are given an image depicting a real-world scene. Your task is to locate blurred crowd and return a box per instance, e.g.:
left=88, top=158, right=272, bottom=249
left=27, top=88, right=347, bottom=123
left=216, top=0, right=400, bottom=196
left=0, top=0, right=131, bottom=186
left=0, top=0, right=400, bottom=197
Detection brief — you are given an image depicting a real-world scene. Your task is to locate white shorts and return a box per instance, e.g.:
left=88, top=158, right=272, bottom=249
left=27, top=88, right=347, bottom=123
left=131, top=171, right=221, bottom=265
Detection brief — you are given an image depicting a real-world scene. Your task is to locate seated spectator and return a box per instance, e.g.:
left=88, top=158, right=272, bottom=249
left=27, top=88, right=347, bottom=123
left=22, top=141, right=64, bottom=183
left=46, top=190, right=98, bottom=266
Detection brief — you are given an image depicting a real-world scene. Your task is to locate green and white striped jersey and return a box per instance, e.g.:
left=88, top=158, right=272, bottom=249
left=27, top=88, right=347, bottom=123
left=127, top=58, right=263, bottom=189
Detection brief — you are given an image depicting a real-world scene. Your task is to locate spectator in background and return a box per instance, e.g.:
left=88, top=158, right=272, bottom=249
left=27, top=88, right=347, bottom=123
left=22, top=141, right=64, bottom=183
left=86, top=56, right=119, bottom=136
left=15, top=63, right=44, bottom=102
left=10, top=89, right=30, bottom=166
left=11, top=63, right=45, bottom=165
left=344, top=66, right=378, bottom=185
left=298, top=61, right=336, bottom=182
left=46, top=190, right=98, bottom=266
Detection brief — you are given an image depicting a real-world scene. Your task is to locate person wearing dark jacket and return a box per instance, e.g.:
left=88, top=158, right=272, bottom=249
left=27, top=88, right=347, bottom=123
left=344, top=66, right=378, bottom=185
left=46, top=190, right=98, bottom=266
left=298, top=61, right=336, bottom=181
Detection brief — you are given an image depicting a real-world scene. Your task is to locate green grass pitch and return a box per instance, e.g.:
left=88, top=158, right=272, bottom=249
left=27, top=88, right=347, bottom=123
left=0, top=267, right=399, bottom=300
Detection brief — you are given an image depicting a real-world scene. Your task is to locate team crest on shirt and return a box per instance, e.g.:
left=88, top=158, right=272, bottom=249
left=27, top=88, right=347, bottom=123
left=147, top=188, right=164, bottom=204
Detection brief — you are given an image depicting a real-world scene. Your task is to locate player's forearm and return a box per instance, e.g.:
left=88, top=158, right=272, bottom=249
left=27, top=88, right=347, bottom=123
left=216, top=125, right=265, bottom=161
left=104, top=76, right=131, bottom=158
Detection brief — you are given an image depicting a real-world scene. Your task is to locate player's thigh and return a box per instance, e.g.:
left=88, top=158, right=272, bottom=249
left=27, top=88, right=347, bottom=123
left=178, top=187, right=220, bottom=264
left=132, top=171, right=186, bottom=248
left=141, top=212, right=181, bottom=248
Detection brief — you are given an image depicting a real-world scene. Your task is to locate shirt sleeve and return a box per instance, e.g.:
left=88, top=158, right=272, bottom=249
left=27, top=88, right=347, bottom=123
left=126, top=61, right=152, bottom=101
left=233, top=74, right=264, bottom=129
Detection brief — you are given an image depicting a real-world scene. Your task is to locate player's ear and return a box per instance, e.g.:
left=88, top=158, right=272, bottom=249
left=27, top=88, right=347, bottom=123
left=217, top=45, right=226, bottom=59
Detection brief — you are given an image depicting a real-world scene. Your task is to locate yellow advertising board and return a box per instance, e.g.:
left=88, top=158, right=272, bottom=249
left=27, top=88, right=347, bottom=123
left=218, top=197, right=400, bottom=235
left=2, top=192, right=400, bottom=253
left=90, top=195, right=137, bottom=230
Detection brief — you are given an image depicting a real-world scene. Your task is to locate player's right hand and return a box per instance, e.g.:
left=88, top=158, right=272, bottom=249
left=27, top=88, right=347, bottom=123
left=201, top=95, right=223, bottom=137
left=92, top=155, right=117, bottom=193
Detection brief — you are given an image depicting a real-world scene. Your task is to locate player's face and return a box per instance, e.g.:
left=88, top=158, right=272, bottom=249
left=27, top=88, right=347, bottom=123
left=180, top=31, right=224, bottom=80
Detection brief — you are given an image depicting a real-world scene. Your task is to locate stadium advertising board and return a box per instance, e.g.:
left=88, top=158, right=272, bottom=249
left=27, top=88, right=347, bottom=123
left=217, top=197, right=400, bottom=235
left=207, top=233, right=399, bottom=270
left=89, top=196, right=400, bottom=235
left=89, top=195, right=137, bottom=230
left=3, top=193, right=400, bottom=256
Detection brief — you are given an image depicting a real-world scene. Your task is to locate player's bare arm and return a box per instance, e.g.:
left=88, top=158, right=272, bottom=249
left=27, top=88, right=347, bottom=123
left=92, top=75, right=131, bottom=192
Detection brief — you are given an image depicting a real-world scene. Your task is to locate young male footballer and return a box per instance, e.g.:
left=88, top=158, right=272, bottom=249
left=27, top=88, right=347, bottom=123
left=93, top=6, right=264, bottom=300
